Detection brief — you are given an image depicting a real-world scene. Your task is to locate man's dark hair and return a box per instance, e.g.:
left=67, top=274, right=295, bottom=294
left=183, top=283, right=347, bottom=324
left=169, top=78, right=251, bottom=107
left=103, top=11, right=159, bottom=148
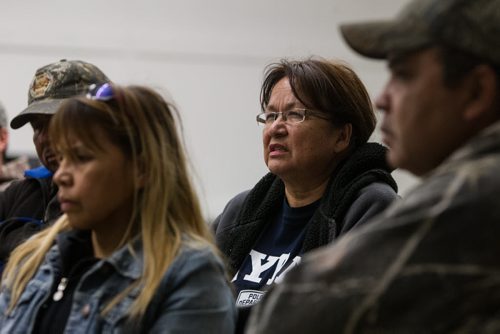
left=438, top=45, right=500, bottom=89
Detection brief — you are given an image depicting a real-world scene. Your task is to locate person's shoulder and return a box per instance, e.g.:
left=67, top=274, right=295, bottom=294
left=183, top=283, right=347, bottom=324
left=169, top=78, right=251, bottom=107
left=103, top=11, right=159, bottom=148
left=157, top=241, right=228, bottom=291
left=357, top=182, right=399, bottom=204
left=212, top=189, right=251, bottom=233
left=2, top=178, right=39, bottom=195
left=175, top=242, right=224, bottom=271
left=0, top=176, right=53, bottom=220
left=223, top=190, right=251, bottom=212
left=148, top=240, right=236, bottom=333
left=341, top=182, right=399, bottom=233
left=2, top=176, right=50, bottom=195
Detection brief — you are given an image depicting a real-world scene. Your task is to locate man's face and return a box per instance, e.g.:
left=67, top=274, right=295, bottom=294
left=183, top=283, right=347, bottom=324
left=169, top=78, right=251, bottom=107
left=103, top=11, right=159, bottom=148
left=30, top=115, right=58, bottom=172
left=376, top=47, right=473, bottom=176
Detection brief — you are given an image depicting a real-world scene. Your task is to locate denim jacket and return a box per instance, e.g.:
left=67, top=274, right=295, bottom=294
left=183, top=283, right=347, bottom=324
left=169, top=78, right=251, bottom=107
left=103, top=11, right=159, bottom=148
left=0, top=231, right=236, bottom=333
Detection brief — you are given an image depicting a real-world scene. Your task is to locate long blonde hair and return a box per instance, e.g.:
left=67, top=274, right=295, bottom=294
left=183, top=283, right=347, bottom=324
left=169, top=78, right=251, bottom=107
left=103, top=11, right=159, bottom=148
left=2, top=84, right=214, bottom=318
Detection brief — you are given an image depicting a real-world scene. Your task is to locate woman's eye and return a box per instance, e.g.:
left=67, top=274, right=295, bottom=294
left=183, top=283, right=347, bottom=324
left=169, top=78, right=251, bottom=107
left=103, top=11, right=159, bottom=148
left=287, top=111, right=304, bottom=121
left=70, top=149, right=94, bottom=162
left=75, top=154, right=92, bottom=162
left=264, top=113, right=277, bottom=122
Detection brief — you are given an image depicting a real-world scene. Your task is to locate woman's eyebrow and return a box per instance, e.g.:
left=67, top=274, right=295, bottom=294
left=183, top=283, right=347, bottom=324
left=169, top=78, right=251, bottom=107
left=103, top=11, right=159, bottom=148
left=265, top=101, right=302, bottom=111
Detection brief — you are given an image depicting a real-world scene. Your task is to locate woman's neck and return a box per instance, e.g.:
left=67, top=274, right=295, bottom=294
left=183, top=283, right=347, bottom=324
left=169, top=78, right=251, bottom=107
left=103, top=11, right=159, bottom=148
left=91, top=227, right=129, bottom=259
left=284, top=178, right=329, bottom=208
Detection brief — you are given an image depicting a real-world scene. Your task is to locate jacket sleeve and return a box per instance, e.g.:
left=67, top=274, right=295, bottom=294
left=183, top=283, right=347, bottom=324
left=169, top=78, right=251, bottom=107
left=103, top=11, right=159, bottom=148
left=146, top=248, right=236, bottom=334
left=340, top=182, right=399, bottom=235
left=0, top=219, right=44, bottom=262
left=0, top=180, right=23, bottom=221
left=0, top=180, right=45, bottom=264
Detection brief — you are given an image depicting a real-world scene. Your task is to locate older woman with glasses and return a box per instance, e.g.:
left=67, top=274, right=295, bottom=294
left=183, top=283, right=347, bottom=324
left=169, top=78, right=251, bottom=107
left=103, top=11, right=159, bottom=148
left=213, top=57, right=398, bottom=332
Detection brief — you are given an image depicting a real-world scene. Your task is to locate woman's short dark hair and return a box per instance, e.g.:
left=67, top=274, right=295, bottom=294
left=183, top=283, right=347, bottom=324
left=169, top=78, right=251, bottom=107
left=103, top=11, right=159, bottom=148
left=260, top=58, right=376, bottom=149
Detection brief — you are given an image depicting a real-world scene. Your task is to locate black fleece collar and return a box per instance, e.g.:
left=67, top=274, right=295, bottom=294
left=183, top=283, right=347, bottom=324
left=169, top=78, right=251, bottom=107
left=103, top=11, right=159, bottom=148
left=218, top=142, right=397, bottom=273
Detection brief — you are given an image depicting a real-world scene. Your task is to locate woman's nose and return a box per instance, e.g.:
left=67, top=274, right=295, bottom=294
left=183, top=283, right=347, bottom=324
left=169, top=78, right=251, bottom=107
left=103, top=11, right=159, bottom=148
left=53, top=161, right=72, bottom=187
left=267, top=115, right=287, bottom=135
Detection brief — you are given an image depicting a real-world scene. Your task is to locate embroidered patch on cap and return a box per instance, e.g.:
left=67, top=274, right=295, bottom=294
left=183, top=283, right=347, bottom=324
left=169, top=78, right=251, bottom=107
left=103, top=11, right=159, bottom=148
left=30, top=72, right=53, bottom=99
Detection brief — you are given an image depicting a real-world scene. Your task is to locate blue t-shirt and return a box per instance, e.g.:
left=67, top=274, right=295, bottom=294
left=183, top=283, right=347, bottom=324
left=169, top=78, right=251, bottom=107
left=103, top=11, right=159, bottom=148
left=233, top=197, right=320, bottom=307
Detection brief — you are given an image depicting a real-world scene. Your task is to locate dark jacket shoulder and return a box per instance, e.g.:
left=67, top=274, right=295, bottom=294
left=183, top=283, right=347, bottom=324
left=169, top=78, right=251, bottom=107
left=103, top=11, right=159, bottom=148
left=0, top=176, right=58, bottom=264
left=0, top=177, right=53, bottom=221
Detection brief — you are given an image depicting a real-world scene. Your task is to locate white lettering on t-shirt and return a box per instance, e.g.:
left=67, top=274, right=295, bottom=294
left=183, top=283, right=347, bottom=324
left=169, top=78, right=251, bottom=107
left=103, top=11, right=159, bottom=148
left=274, top=255, right=301, bottom=283
left=266, top=253, right=290, bottom=285
left=243, top=250, right=280, bottom=283
left=242, top=249, right=301, bottom=285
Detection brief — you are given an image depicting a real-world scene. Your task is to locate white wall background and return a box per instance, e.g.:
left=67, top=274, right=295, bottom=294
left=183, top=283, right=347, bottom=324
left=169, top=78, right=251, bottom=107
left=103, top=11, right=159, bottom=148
left=0, top=0, right=418, bottom=220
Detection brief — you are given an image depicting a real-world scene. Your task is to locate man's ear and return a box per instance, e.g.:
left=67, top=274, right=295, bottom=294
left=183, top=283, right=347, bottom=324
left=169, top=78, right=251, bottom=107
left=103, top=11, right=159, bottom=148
left=463, top=65, right=498, bottom=121
left=333, top=123, right=352, bottom=153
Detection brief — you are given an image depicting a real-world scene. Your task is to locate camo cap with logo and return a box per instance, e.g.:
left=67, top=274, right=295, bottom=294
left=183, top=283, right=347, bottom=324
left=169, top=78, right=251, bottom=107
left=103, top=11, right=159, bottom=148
left=10, top=59, right=110, bottom=129
left=340, top=0, right=500, bottom=65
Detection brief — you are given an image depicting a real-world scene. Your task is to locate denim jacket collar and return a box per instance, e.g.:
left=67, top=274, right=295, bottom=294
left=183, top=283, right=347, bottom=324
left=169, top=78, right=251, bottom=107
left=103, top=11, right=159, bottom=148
left=103, top=236, right=143, bottom=279
left=54, top=229, right=144, bottom=280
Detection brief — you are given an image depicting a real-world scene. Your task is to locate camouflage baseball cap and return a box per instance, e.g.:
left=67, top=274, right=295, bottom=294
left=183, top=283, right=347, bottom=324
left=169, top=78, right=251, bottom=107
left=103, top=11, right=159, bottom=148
left=10, top=59, right=110, bottom=129
left=340, top=0, right=500, bottom=64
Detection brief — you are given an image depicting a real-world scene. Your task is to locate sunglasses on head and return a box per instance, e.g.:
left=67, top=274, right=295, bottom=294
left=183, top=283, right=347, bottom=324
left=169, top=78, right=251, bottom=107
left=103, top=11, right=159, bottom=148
left=86, top=83, right=114, bottom=101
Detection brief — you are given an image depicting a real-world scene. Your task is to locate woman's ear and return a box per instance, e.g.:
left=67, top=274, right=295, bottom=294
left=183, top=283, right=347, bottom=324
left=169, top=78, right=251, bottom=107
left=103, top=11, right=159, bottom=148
left=463, top=64, right=498, bottom=121
left=333, top=123, right=352, bottom=153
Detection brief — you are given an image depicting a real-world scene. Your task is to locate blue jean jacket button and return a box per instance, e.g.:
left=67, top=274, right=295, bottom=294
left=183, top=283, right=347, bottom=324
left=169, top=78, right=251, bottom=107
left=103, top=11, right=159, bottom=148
left=81, top=304, right=91, bottom=318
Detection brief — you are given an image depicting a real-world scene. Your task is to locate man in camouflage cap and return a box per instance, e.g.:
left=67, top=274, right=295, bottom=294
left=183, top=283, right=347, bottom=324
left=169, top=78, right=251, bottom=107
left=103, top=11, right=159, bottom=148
left=0, top=59, right=109, bottom=272
left=247, top=0, right=500, bottom=333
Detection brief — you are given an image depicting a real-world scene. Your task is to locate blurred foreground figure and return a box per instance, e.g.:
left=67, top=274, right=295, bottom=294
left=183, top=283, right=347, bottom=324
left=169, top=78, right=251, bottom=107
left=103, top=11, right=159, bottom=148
left=247, top=0, right=500, bottom=333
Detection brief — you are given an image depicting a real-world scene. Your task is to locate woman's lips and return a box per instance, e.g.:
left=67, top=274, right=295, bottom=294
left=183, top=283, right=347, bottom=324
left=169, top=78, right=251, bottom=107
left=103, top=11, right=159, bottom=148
left=269, top=144, right=287, bottom=157
left=58, top=197, right=78, bottom=212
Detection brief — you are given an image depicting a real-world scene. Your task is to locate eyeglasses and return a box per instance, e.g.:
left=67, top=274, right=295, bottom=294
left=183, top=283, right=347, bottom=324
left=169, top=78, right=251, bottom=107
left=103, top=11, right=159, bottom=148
left=86, top=83, right=114, bottom=101
left=256, top=109, right=328, bottom=127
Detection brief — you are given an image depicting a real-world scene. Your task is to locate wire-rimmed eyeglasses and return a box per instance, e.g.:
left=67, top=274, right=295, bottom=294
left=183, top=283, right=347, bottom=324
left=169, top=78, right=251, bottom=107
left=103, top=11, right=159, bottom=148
left=256, top=109, right=329, bottom=127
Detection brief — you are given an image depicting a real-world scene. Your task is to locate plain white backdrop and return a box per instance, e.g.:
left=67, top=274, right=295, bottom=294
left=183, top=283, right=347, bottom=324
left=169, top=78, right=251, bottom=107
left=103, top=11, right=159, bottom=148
left=0, top=0, right=418, bottom=219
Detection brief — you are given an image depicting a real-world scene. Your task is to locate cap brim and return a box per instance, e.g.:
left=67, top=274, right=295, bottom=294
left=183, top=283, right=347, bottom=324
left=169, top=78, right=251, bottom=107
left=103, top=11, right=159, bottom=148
left=10, top=99, right=66, bottom=129
left=340, top=19, right=432, bottom=59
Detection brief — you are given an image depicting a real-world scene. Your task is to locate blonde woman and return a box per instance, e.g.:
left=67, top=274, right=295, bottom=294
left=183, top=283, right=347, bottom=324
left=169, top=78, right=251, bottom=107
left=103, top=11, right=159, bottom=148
left=0, top=83, right=236, bottom=333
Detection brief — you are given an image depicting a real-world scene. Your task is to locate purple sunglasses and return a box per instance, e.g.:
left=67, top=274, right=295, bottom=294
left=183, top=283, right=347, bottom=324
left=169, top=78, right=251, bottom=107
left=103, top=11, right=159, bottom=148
left=86, top=83, right=114, bottom=101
